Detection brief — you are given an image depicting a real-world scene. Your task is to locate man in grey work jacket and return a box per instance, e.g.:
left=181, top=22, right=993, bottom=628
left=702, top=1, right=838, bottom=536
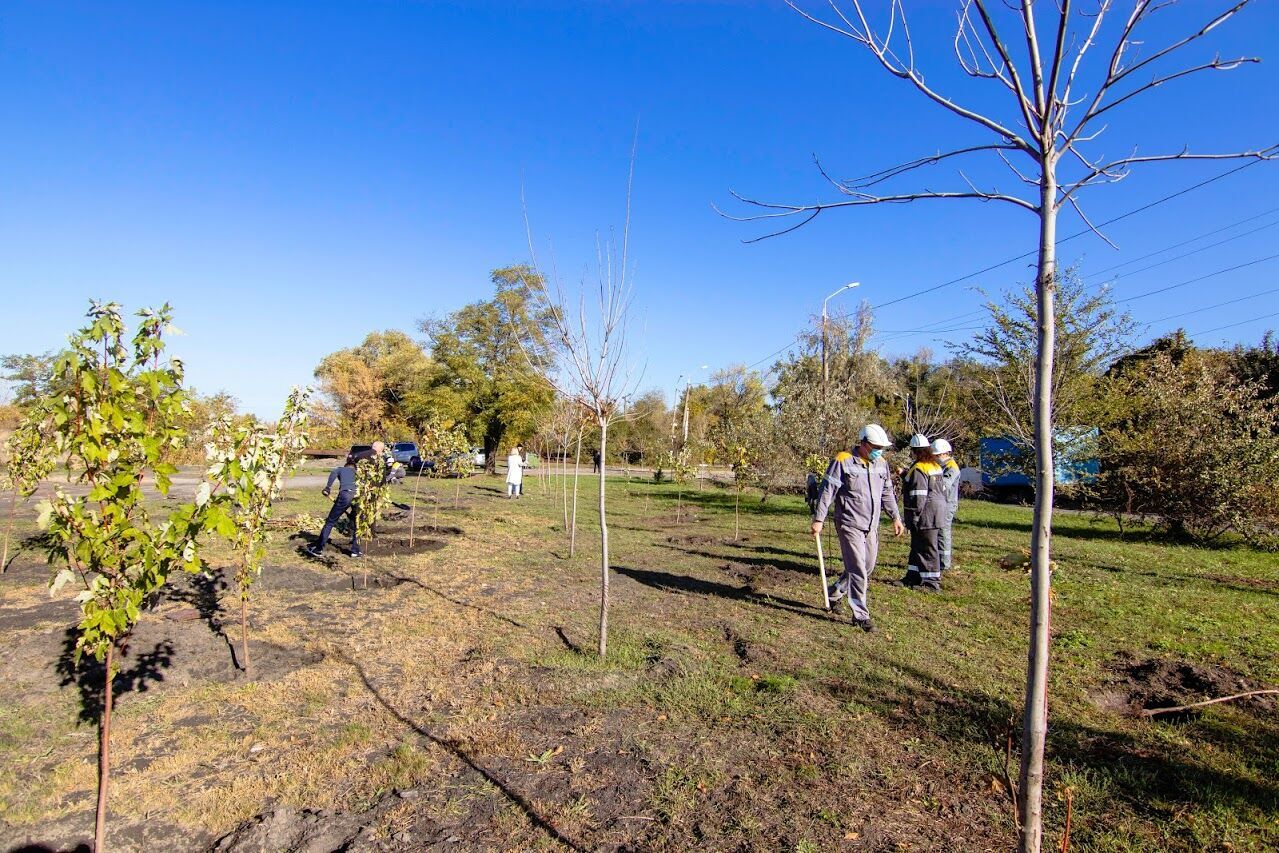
left=810, top=424, right=905, bottom=632
left=932, top=438, right=960, bottom=574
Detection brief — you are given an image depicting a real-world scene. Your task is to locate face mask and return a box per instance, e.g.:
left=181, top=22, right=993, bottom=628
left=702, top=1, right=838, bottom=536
left=869, top=449, right=884, bottom=461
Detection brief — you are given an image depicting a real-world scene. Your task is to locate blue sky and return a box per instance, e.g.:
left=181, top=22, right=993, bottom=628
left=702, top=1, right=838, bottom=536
left=3, top=0, right=1277, bottom=417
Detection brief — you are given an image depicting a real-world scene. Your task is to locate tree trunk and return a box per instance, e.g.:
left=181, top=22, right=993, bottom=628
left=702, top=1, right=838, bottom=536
left=734, top=490, right=740, bottom=541
left=1018, top=172, right=1059, bottom=853
left=409, top=470, right=423, bottom=547
left=597, top=418, right=610, bottom=658
left=95, top=643, right=115, bottom=853
left=454, top=479, right=460, bottom=509
left=240, top=596, right=251, bottom=677
left=2, top=489, right=16, bottom=573
left=570, top=426, right=583, bottom=558
left=561, top=434, right=569, bottom=531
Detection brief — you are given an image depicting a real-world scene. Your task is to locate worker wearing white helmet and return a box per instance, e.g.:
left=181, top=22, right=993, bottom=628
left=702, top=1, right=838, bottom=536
left=810, top=423, right=905, bottom=632
left=898, top=434, right=946, bottom=591
left=931, top=438, right=961, bottom=574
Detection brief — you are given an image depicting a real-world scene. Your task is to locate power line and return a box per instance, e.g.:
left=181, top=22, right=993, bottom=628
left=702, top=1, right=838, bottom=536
left=738, top=160, right=1271, bottom=368
left=1115, top=254, right=1279, bottom=304
left=1145, top=284, right=1279, bottom=325
left=1088, top=207, right=1279, bottom=277
left=868, top=158, right=1268, bottom=312
left=1190, top=310, right=1279, bottom=337
left=1092, top=218, right=1279, bottom=283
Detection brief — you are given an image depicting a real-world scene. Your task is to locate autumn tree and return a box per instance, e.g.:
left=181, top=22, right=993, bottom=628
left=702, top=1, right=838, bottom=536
left=313, top=330, right=431, bottom=438
left=419, top=266, right=556, bottom=472
left=724, top=2, right=1273, bottom=846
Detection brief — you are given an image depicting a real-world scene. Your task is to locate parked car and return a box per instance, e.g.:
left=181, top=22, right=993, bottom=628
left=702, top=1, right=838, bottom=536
left=391, top=441, right=422, bottom=470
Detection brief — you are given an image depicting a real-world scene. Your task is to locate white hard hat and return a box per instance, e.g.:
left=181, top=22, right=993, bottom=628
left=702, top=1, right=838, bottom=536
left=931, top=438, right=952, bottom=454
left=909, top=433, right=930, bottom=449
left=859, top=423, right=891, bottom=447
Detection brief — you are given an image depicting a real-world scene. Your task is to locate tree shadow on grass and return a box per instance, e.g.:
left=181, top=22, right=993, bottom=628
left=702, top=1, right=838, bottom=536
left=384, top=571, right=532, bottom=632
left=828, top=655, right=1279, bottom=844
left=56, top=628, right=175, bottom=725
left=653, top=541, right=818, bottom=578
left=335, top=651, right=586, bottom=853
left=647, top=488, right=804, bottom=518
left=963, top=515, right=1166, bottom=546
left=613, top=565, right=835, bottom=626
left=164, top=570, right=240, bottom=668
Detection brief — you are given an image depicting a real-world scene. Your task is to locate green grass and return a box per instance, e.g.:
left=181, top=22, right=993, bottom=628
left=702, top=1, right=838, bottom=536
left=0, top=470, right=1275, bottom=850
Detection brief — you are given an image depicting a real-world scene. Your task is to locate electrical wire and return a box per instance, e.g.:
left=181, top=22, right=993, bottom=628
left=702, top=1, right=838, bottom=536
left=738, top=160, right=1273, bottom=368
left=1190, top=310, right=1279, bottom=337
left=1087, top=208, right=1279, bottom=277
left=1114, top=253, right=1279, bottom=304
left=867, top=159, right=1269, bottom=312
left=1145, top=284, right=1279, bottom=325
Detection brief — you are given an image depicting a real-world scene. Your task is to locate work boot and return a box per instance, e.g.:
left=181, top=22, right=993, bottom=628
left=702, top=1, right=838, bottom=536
left=920, top=581, right=942, bottom=593
left=852, top=618, right=875, bottom=633
left=893, top=573, right=920, bottom=588
left=305, top=546, right=323, bottom=558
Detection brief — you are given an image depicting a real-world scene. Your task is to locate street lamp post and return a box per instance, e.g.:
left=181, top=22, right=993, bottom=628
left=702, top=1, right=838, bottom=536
left=821, top=282, right=860, bottom=399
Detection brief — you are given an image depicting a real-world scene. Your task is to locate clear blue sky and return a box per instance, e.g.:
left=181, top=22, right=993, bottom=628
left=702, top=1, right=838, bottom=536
left=3, top=1, right=1277, bottom=417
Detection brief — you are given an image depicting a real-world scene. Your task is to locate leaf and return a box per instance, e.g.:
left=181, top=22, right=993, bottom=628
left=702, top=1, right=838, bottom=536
left=50, top=569, right=76, bottom=597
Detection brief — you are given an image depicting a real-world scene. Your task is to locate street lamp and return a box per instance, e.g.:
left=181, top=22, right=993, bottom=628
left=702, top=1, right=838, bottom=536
left=821, top=282, right=860, bottom=394
left=682, top=365, right=708, bottom=444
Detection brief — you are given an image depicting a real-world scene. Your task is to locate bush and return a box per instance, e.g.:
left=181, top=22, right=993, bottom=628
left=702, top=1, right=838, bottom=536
left=1093, top=348, right=1279, bottom=545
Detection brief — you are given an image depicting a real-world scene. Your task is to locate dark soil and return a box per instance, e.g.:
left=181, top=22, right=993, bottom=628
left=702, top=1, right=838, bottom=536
left=361, top=537, right=449, bottom=558
left=1091, top=654, right=1277, bottom=720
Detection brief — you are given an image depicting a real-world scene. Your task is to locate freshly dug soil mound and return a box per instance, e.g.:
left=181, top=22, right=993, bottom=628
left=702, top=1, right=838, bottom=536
left=1092, top=654, right=1276, bottom=720
left=361, top=536, right=449, bottom=557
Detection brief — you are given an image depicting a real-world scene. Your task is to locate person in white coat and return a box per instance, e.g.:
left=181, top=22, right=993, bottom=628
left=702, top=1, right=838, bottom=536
left=506, top=444, right=527, bottom=498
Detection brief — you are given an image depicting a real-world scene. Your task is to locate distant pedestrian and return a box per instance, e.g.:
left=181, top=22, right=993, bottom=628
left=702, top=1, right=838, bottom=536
left=506, top=444, right=527, bottom=498
left=899, top=434, right=945, bottom=591
left=932, top=438, right=960, bottom=574
left=308, top=458, right=362, bottom=558
left=592, top=449, right=602, bottom=474
left=810, top=424, right=905, bottom=632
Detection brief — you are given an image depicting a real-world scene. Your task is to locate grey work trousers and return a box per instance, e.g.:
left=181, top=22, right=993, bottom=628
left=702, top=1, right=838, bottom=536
left=906, top=527, right=941, bottom=587
left=938, top=509, right=956, bottom=572
left=829, top=521, right=879, bottom=622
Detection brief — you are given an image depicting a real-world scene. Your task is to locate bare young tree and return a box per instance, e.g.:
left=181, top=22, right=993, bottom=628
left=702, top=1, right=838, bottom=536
left=722, top=3, right=1273, bottom=849
left=523, top=154, right=642, bottom=659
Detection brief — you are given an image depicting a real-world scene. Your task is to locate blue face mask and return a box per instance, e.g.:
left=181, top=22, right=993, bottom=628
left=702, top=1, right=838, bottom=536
left=869, top=449, right=884, bottom=461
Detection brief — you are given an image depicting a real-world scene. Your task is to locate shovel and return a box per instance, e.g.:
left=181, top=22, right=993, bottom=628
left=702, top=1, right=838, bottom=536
left=815, top=532, right=832, bottom=611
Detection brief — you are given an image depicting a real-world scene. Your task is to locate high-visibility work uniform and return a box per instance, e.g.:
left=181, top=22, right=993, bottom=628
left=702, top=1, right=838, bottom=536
left=902, top=460, right=946, bottom=589
left=938, top=457, right=960, bottom=573
left=813, top=451, right=901, bottom=622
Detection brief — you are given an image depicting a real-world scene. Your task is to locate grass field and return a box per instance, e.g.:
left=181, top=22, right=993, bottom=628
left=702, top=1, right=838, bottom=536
left=0, top=470, right=1275, bottom=851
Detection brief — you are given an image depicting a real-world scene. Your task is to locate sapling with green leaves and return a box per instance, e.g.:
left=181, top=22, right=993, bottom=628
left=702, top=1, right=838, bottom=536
left=668, top=446, right=694, bottom=523
left=412, top=418, right=472, bottom=542
left=2, top=413, right=55, bottom=573
left=36, top=301, right=226, bottom=853
left=353, top=453, right=393, bottom=587
left=205, top=387, right=311, bottom=676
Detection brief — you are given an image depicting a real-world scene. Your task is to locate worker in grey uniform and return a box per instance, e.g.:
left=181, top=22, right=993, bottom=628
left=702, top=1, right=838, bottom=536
left=810, top=424, right=905, bottom=632
left=899, top=434, right=946, bottom=591
left=932, top=438, right=960, bottom=574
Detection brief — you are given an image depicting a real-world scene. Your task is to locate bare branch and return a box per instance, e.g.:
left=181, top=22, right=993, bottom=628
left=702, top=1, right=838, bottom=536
left=1084, top=55, right=1260, bottom=127
left=1017, top=0, right=1048, bottom=120
left=969, top=0, right=1043, bottom=136
left=1060, top=145, right=1279, bottom=199
left=1068, top=0, right=1256, bottom=145
left=1065, top=194, right=1119, bottom=249
left=718, top=185, right=1037, bottom=242
left=785, top=0, right=1038, bottom=154
left=823, top=143, right=1023, bottom=191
